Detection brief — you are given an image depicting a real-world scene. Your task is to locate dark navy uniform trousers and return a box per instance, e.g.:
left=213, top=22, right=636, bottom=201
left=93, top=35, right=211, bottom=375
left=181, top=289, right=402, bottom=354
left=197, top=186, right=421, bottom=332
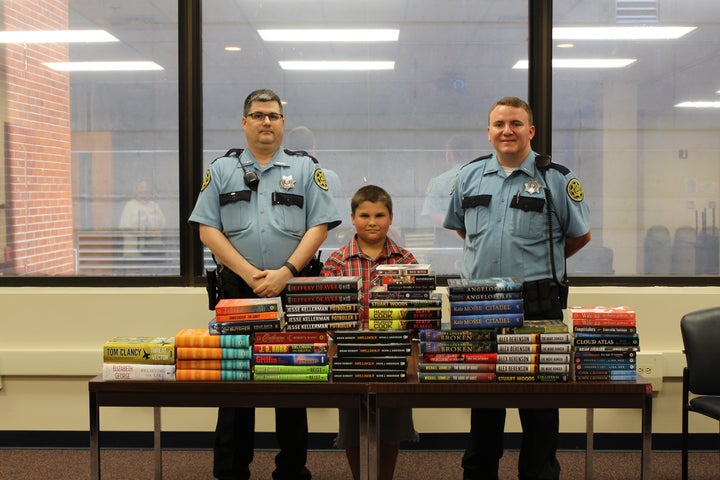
left=213, top=267, right=311, bottom=480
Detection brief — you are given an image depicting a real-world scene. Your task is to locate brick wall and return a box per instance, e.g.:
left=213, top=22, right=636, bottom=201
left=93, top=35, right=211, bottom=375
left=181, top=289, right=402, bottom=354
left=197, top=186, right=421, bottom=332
left=3, top=0, right=74, bottom=274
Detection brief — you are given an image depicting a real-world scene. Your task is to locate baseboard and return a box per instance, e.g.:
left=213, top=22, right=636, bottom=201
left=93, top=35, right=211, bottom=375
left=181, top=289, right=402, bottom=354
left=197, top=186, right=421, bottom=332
left=0, top=431, right=718, bottom=451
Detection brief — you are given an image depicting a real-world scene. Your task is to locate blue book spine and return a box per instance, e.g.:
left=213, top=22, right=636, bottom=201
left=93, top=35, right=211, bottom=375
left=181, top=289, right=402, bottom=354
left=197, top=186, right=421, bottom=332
left=219, top=335, right=252, bottom=348
left=574, top=357, right=635, bottom=364
left=450, top=313, right=524, bottom=329
left=450, top=299, right=524, bottom=316
left=222, top=370, right=252, bottom=381
left=252, top=352, right=328, bottom=366
left=447, top=277, right=523, bottom=293
left=576, top=363, right=637, bottom=370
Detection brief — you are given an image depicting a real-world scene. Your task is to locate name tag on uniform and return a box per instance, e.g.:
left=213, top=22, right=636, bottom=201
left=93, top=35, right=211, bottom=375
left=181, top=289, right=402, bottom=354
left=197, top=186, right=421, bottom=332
left=272, top=192, right=304, bottom=208
left=219, top=190, right=252, bottom=205
left=462, top=194, right=491, bottom=209
left=510, top=195, right=544, bottom=212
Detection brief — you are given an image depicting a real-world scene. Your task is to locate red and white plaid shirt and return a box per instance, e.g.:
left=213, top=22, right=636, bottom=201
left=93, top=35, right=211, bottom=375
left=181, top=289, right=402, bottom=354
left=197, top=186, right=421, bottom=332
left=320, top=234, right=417, bottom=324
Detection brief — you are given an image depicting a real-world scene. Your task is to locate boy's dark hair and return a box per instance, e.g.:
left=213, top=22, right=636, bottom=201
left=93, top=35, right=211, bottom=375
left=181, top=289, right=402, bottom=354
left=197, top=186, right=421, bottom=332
left=350, top=185, right=393, bottom=215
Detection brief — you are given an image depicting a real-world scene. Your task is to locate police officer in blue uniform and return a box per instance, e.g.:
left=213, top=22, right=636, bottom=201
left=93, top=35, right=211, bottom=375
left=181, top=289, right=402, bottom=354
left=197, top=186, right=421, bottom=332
left=189, top=88, right=341, bottom=480
left=444, top=97, right=591, bottom=480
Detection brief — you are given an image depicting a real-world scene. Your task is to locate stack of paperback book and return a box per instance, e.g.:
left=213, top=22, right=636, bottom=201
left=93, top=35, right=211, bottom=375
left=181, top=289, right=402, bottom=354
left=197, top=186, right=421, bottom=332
left=284, top=276, right=362, bottom=331
left=174, top=328, right=252, bottom=381
left=208, top=297, right=283, bottom=335
left=569, top=306, right=639, bottom=382
left=252, top=331, right=330, bottom=382
left=330, top=330, right=411, bottom=382
left=368, top=264, right=441, bottom=331
left=447, top=277, right=524, bottom=330
left=417, top=329, right=497, bottom=382
left=102, top=336, right=176, bottom=381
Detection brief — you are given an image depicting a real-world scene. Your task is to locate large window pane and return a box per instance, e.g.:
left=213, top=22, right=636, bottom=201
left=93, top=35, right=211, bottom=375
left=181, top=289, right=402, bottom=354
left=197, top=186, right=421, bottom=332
left=555, top=0, right=720, bottom=277
left=0, top=0, right=179, bottom=277
left=201, top=0, right=528, bottom=276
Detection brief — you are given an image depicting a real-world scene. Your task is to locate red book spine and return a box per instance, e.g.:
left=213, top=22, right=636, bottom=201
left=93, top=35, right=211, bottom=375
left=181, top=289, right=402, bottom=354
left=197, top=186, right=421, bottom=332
left=253, top=331, right=328, bottom=344
left=215, top=311, right=280, bottom=322
left=572, top=318, right=637, bottom=327
left=252, top=343, right=328, bottom=353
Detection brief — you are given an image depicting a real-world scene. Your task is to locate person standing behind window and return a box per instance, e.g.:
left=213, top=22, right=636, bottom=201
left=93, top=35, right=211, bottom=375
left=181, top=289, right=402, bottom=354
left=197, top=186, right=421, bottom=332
left=189, top=88, right=341, bottom=480
left=421, top=134, right=476, bottom=272
left=285, top=125, right=350, bottom=249
left=119, top=179, right=166, bottom=256
left=444, top=97, right=591, bottom=480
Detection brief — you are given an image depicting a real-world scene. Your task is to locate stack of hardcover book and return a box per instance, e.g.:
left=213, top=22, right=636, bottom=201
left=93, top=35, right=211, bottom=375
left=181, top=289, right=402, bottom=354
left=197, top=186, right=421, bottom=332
left=101, top=336, right=176, bottom=381
left=493, top=331, right=572, bottom=382
left=284, top=276, right=362, bottom=331
left=252, top=331, right=330, bottom=382
left=447, top=277, right=524, bottom=330
left=208, top=297, right=283, bottom=335
left=368, top=264, right=441, bottom=331
left=330, top=330, right=411, bottom=382
left=417, top=329, right=497, bottom=382
left=174, top=328, right=252, bottom=381
left=569, top=306, right=639, bottom=382
left=174, top=328, right=252, bottom=380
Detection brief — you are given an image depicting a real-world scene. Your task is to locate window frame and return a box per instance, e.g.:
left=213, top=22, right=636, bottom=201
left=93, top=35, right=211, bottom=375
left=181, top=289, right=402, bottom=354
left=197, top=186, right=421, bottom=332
left=0, top=0, right=716, bottom=288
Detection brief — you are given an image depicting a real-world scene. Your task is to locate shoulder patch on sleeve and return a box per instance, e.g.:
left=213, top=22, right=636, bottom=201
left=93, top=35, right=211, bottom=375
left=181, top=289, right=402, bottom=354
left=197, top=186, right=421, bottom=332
left=567, top=178, right=584, bottom=202
left=314, top=168, right=329, bottom=190
left=200, top=169, right=211, bottom=191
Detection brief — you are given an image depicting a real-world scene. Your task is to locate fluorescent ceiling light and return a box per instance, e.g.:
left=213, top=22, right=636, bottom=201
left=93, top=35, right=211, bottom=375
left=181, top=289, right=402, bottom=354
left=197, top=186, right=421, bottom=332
left=513, top=58, right=636, bottom=69
left=44, top=61, right=163, bottom=72
left=259, top=29, right=399, bottom=42
left=675, top=101, right=720, bottom=108
left=0, top=29, right=118, bottom=44
left=279, top=61, right=394, bottom=71
left=553, top=26, right=696, bottom=40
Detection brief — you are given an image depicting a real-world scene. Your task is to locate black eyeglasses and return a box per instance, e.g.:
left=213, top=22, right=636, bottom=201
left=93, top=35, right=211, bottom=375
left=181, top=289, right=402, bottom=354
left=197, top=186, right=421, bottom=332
left=246, top=112, right=284, bottom=122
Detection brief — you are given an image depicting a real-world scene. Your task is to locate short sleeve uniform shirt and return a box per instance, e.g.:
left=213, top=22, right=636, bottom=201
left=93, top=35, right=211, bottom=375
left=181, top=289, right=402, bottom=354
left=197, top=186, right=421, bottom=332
left=443, top=152, right=589, bottom=281
left=189, top=148, right=341, bottom=270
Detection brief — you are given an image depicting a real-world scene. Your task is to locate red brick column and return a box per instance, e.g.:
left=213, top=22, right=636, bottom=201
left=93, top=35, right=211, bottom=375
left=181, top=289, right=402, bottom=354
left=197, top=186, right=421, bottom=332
left=3, top=0, right=74, bottom=274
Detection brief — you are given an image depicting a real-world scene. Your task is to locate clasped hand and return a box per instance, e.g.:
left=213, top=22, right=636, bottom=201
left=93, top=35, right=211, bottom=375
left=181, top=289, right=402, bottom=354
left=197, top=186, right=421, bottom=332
left=251, top=268, right=292, bottom=298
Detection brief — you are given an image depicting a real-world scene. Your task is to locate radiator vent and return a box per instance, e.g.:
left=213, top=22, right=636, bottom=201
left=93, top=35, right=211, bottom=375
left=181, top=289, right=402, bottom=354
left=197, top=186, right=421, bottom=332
left=616, top=0, right=658, bottom=23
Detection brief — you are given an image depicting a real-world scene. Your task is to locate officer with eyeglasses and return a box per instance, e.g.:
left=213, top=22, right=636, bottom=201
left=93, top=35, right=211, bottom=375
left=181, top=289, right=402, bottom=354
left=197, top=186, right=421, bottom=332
left=189, top=88, right=341, bottom=480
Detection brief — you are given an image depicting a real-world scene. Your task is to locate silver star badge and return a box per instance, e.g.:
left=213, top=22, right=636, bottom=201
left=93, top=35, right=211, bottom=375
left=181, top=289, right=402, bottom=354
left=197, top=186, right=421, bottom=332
left=524, top=180, right=542, bottom=195
left=279, top=175, right=296, bottom=190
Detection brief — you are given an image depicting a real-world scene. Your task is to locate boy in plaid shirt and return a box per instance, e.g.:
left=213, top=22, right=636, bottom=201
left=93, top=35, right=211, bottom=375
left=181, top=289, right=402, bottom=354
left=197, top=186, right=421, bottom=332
left=321, top=184, right=418, bottom=480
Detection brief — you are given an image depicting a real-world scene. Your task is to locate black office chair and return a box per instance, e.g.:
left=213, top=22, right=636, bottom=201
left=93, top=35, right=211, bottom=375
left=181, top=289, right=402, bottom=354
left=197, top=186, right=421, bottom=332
left=680, top=306, right=720, bottom=480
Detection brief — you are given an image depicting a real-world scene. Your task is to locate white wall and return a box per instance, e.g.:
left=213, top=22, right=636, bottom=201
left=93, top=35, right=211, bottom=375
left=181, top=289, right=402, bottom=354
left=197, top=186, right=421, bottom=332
left=0, top=286, right=718, bottom=436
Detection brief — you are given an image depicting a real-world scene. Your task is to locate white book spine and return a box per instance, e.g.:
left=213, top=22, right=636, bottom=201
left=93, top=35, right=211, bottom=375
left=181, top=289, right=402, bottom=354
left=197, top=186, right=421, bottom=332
left=102, top=363, right=176, bottom=381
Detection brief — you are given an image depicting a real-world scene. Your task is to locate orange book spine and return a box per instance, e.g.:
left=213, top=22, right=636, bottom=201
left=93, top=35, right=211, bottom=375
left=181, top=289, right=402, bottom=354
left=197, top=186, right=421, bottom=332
left=215, top=311, right=279, bottom=322
left=176, top=347, right=252, bottom=360
left=175, top=369, right=251, bottom=381
left=176, top=359, right=250, bottom=370
left=175, top=328, right=251, bottom=348
left=176, top=336, right=221, bottom=348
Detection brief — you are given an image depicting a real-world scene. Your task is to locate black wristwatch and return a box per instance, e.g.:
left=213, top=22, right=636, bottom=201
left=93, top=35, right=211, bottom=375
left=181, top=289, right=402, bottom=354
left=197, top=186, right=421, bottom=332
left=283, top=261, right=299, bottom=276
